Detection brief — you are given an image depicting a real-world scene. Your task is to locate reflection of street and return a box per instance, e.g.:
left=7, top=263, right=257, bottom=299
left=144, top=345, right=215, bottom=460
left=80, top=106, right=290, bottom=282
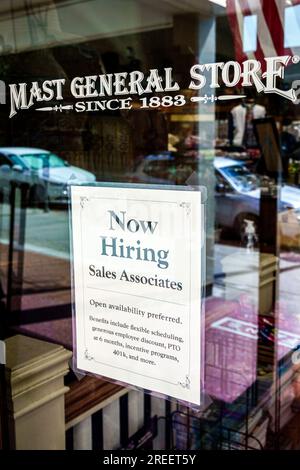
left=0, top=204, right=70, bottom=317
left=1, top=202, right=300, bottom=313
left=214, top=243, right=300, bottom=314
left=0, top=203, right=69, bottom=258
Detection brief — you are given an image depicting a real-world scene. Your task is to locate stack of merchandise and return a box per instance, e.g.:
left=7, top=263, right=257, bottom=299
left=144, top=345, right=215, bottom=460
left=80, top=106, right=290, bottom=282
left=268, top=354, right=300, bottom=432
left=292, top=368, right=300, bottom=411
left=173, top=384, right=271, bottom=450
left=221, top=414, right=269, bottom=450
left=172, top=402, right=223, bottom=450
left=218, top=388, right=270, bottom=450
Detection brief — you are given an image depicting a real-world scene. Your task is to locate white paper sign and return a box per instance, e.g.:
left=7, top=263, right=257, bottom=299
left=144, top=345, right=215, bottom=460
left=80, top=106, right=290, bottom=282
left=71, top=185, right=202, bottom=405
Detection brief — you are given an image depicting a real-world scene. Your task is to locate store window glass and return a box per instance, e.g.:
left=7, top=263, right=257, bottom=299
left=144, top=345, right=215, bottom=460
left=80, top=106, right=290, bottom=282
left=0, top=0, right=300, bottom=452
left=243, top=14, right=258, bottom=53
left=285, top=4, right=300, bottom=48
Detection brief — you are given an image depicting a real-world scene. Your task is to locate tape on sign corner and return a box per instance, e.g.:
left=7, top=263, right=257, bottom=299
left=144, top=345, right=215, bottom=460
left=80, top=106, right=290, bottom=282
left=0, top=340, right=6, bottom=365
left=68, top=358, right=85, bottom=381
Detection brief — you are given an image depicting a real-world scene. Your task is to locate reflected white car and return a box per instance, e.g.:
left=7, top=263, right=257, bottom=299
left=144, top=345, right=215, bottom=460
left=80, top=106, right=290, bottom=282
left=0, top=147, right=96, bottom=204
left=128, top=153, right=300, bottom=236
left=215, top=157, right=300, bottom=234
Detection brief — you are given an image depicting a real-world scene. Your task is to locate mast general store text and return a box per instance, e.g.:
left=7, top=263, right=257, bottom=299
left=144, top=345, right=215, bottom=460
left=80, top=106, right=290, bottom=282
left=8, top=55, right=299, bottom=117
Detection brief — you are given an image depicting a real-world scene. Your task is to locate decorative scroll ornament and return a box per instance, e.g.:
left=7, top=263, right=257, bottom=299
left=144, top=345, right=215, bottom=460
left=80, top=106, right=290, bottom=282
left=35, top=104, right=73, bottom=112
left=178, top=375, right=191, bottom=390
left=80, top=196, right=89, bottom=209
left=179, top=202, right=191, bottom=215
left=191, top=94, right=245, bottom=104
left=84, top=348, right=94, bottom=361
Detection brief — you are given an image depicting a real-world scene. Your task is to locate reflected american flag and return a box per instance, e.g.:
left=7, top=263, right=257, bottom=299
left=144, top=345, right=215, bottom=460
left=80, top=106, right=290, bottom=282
left=227, top=0, right=300, bottom=69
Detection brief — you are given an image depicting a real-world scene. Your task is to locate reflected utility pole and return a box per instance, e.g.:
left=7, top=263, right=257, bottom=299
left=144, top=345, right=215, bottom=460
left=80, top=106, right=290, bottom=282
left=255, top=118, right=282, bottom=448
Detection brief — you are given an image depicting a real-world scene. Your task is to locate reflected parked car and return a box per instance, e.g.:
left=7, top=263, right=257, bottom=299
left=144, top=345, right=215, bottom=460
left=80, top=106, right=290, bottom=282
left=0, top=147, right=96, bottom=204
left=215, top=158, right=300, bottom=235
left=128, top=153, right=300, bottom=236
